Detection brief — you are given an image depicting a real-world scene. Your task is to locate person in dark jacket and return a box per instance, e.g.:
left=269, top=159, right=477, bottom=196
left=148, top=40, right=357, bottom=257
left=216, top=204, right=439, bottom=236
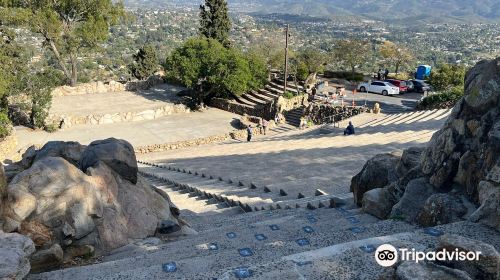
left=344, top=121, right=355, bottom=136
left=247, top=125, right=253, bottom=142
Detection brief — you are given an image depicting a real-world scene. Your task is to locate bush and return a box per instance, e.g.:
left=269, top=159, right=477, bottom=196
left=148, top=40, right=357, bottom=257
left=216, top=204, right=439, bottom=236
left=428, top=64, right=466, bottom=91
left=44, top=122, right=59, bottom=133
left=417, top=86, right=464, bottom=110
left=0, top=111, right=12, bottom=139
left=323, top=71, right=363, bottom=82
left=389, top=73, right=410, bottom=80
left=282, top=91, right=295, bottom=99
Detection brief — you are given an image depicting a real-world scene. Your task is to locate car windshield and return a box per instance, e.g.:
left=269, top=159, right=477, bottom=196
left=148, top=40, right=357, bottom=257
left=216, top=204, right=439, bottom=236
left=400, top=81, right=406, bottom=87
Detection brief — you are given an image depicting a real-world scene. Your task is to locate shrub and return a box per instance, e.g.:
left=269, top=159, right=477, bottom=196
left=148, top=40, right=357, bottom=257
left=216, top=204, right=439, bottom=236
left=0, top=111, right=12, bottom=139
left=323, top=71, right=363, bottom=82
left=44, top=123, right=59, bottom=133
left=428, top=64, right=466, bottom=91
left=282, top=91, right=295, bottom=99
left=417, top=86, right=464, bottom=110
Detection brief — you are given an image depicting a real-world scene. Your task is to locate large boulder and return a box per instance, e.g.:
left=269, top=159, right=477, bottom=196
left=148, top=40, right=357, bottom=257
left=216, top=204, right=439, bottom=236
left=350, top=153, right=401, bottom=206
left=33, top=141, right=85, bottom=167
left=0, top=230, right=36, bottom=280
left=396, top=262, right=472, bottom=280
left=420, top=58, right=500, bottom=195
left=396, top=147, right=424, bottom=177
left=417, top=193, right=467, bottom=227
left=438, top=234, right=500, bottom=280
left=390, top=178, right=436, bottom=222
left=86, top=162, right=181, bottom=251
left=29, top=244, right=64, bottom=273
left=2, top=153, right=184, bottom=267
left=468, top=181, right=500, bottom=231
left=362, top=188, right=396, bottom=219
left=80, top=138, right=138, bottom=184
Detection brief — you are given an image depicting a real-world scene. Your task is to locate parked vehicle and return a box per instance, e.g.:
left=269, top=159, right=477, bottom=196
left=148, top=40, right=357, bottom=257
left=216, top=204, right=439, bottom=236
left=411, top=80, right=431, bottom=93
left=406, top=80, right=415, bottom=92
left=357, top=81, right=400, bottom=96
left=385, top=79, right=408, bottom=93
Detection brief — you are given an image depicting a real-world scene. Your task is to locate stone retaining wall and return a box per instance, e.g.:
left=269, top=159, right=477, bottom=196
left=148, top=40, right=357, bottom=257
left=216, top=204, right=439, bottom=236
left=135, top=126, right=270, bottom=154
left=49, top=104, right=190, bottom=128
left=52, top=76, right=164, bottom=97
left=211, top=94, right=308, bottom=120
left=277, top=94, right=308, bottom=113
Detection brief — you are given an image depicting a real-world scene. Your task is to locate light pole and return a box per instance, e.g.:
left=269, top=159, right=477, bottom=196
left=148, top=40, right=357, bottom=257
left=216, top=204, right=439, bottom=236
left=284, top=24, right=289, bottom=95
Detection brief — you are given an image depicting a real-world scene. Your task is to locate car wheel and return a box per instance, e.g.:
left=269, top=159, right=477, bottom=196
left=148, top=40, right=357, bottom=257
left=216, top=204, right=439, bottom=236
left=382, top=90, right=388, bottom=96
left=360, top=86, right=366, bottom=92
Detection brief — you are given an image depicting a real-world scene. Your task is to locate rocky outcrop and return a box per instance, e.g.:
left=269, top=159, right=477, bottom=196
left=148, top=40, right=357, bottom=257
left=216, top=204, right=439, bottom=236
left=357, top=58, right=500, bottom=230
left=1, top=138, right=186, bottom=272
left=33, top=141, right=86, bottom=167
left=0, top=231, right=36, bottom=280
left=361, top=188, right=396, bottom=219
left=438, top=234, right=499, bottom=280
left=351, top=153, right=400, bottom=206
left=396, top=261, right=473, bottom=280
left=417, top=193, right=467, bottom=227
left=80, top=138, right=138, bottom=184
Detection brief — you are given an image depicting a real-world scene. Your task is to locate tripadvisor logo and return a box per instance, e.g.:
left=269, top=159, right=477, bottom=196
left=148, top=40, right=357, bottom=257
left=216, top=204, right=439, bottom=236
left=374, top=244, right=482, bottom=267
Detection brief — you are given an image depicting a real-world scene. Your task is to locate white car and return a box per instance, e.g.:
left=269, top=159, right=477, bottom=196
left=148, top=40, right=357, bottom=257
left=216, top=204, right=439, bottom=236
left=357, top=81, right=400, bottom=96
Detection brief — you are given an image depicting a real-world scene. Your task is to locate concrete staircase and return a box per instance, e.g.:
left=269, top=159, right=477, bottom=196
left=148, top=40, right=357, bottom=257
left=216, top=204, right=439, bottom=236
left=29, top=204, right=500, bottom=280
left=27, top=108, right=491, bottom=280
left=233, top=80, right=305, bottom=112
left=284, top=106, right=305, bottom=127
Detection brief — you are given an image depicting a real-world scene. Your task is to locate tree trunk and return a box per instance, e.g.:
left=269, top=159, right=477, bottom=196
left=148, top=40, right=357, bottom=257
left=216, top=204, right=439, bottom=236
left=70, top=55, right=78, bottom=87
left=395, top=63, right=400, bottom=75
left=48, top=39, right=72, bottom=85
left=351, top=66, right=356, bottom=81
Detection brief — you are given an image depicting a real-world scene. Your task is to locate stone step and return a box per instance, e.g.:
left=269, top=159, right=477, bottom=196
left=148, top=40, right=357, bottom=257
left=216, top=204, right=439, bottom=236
left=30, top=209, right=390, bottom=280
left=265, top=85, right=284, bottom=95
left=248, top=90, right=275, bottom=103
left=241, top=93, right=267, bottom=105
left=258, top=89, right=280, bottom=99
left=233, top=95, right=256, bottom=107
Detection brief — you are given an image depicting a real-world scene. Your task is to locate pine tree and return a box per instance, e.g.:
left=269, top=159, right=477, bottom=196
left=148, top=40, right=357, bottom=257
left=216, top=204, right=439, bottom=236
left=199, top=0, right=231, bottom=47
left=129, top=45, right=159, bottom=80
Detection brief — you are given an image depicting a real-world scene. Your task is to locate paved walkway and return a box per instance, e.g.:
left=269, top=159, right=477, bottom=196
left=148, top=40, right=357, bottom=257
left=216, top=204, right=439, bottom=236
left=139, top=110, right=451, bottom=196
left=50, top=83, right=186, bottom=116
left=15, top=108, right=241, bottom=149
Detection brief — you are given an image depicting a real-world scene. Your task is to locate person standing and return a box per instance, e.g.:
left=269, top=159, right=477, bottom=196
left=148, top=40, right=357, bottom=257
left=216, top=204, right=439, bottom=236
left=377, top=68, right=382, bottom=80
left=384, top=69, right=389, bottom=80
left=247, top=125, right=253, bottom=142
left=262, top=119, right=269, bottom=135
left=258, top=118, right=263, bottom=134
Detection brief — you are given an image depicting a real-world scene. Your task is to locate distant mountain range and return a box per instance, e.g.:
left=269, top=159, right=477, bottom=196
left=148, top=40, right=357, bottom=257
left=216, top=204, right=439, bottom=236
left=123, top=0, right=500, bottom=23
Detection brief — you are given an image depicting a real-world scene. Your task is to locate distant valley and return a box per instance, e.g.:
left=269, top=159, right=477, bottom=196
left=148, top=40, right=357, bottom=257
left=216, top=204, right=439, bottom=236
left=123, top=0, right=500, bottom=24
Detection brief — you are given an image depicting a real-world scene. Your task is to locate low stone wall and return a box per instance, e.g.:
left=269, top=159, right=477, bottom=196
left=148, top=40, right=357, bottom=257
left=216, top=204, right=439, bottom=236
left=0, top=129, right=18, bottom=160
left=135, top=125, right=269, bottom=154
left=49, top=104, right=190, bottom=128
left=277, top=94, right=308, bottom=113
left=52, top=76, right=164, bottom=97
left=305, top=104, right=368, bottom=124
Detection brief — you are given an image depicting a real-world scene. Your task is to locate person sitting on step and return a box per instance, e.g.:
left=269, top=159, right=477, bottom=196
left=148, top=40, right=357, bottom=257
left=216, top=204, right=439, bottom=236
left=344, top=121, right=355, bottom=136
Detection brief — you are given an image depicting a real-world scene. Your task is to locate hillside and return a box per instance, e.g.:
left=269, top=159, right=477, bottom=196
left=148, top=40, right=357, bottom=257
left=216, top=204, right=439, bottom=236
left=123, top=0, right=500, bottom=23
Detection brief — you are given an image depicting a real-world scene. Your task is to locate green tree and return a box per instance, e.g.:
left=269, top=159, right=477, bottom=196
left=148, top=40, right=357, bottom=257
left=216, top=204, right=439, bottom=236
left=0, top=23, right=28, bottom=110
left=380, top=41, right=414, bottom=74
left=23, top=69, right=62, bottom=128
left=245, top=51, right=269, bottom=90
left=296, top=48, right=327, bottom=81
left=199, top=0, right=231, bottom=47
left=0, top=0, right=125, bottom=87
left=165, top=38, right=267, bottom=103
left=428, top=64, right=466, bottom=92
left=129, top=44, right=159, bottom=80
left=333, top=39, right=369, bottom=80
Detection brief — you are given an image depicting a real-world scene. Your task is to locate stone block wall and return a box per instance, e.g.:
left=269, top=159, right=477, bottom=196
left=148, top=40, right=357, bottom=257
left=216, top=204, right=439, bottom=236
left=48, top=104, right=190, bottom=129
left=51, top=76, right=165, bottom=97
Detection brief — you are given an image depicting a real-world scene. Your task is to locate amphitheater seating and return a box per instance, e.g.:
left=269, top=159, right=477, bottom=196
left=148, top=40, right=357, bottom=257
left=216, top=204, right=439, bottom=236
left=29, top=109, right=499, bottom=280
